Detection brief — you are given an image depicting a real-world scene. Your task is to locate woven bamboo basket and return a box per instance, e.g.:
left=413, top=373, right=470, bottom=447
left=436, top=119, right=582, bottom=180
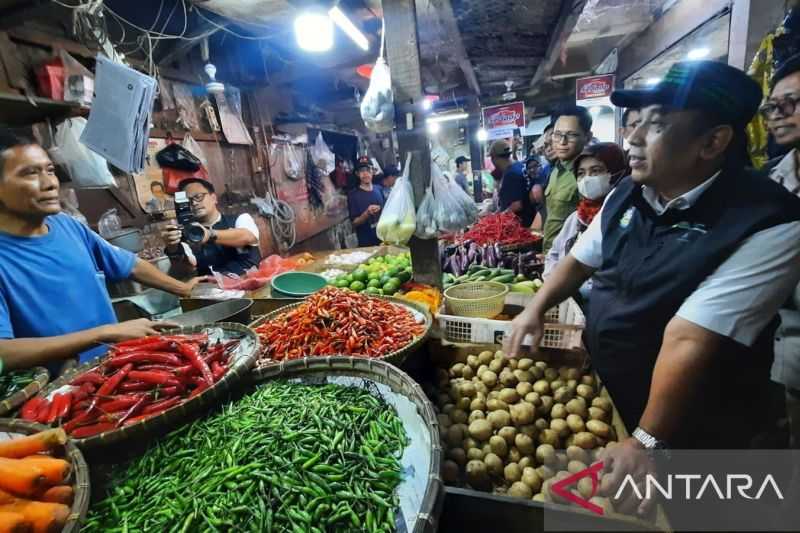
left=28, top=323, right=259, bottom=449
left=0, top=418, right=90, bottom=533
left=250, top=295, right=433, bottom=368
left=0, top=367, right=49, bottom=416
left=253, top=356, right=443, bottom=533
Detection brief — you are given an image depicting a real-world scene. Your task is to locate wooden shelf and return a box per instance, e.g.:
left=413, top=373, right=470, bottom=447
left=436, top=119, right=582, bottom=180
left=0, top=92, right=86, bottom=126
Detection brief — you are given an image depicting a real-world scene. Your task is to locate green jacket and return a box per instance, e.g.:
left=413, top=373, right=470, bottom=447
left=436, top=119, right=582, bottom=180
left=543, top=161, right=580, bottom=253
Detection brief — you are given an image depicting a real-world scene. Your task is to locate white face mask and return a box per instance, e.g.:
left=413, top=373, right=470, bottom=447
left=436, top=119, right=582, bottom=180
left=578, top=174, right=612, bottom=200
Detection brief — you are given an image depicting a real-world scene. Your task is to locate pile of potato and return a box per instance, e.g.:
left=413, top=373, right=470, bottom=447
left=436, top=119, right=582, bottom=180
left=434, top=350, right=617, bottom=510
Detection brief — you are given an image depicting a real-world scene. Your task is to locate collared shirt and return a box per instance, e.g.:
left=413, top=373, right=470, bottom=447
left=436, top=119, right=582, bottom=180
left=454, top=171, right=469, bottom=193
left=181, top=212, right=260, bottom=267
left=570, top=173, right=800, bottom=347
left=543, top=160, right=580, bottom=252
left=770, top=148, right=800, bottom=195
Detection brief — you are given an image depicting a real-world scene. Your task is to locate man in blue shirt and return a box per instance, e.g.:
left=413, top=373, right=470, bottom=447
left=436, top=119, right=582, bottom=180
left=490, top=140, right=535, bottom=227
left=348, top=157, right=385, bottom=247
left=0, top=131, right=200, bottom=370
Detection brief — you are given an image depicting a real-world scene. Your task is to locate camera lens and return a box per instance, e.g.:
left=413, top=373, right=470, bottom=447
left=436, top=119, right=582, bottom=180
left=184, top=225, right=206, bottom=244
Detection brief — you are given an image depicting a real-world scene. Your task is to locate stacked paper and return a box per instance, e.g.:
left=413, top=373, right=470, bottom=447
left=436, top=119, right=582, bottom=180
left=80, top=55, right=157, bottom=174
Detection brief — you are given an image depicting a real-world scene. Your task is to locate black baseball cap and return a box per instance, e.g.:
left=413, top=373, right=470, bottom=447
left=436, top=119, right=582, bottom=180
left=382, top=165, right=400, bottom=177
left=355, top=156, right=372, bottom=171
left=611, top=60, right=762, bottom=127
left=179, top=177, right=215, bottom=194
left=455, top=156, right=470, bottom=166
left=772, top=53, right=800, bottom=89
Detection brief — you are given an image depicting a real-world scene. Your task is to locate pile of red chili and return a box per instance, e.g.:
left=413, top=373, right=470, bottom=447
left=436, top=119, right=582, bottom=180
left=19, top=333, right=239, bottom=438
left=254, top=287, right=425, bottom=366
left=459, top=212, right=540, bottom=246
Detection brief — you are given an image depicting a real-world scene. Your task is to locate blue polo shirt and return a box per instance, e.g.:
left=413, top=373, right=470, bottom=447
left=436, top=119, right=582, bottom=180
left=0, top=214, right=136, bottom=364
left=499, top=162, right=536, bottom=227
left=348, top=185, right=386, bottom=247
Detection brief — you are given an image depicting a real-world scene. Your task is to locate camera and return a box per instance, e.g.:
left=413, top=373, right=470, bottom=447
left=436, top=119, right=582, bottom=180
left=174, top=192, right=205, bottom=244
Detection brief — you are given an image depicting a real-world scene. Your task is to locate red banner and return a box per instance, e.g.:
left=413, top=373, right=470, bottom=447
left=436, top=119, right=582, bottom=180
left=482, top=102, right=525, bottom=140
left=576, top=75, right=615, bottom=101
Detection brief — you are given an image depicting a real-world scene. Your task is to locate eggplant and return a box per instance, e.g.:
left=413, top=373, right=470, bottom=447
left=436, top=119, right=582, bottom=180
left=467, top=242, right=478, bottom=265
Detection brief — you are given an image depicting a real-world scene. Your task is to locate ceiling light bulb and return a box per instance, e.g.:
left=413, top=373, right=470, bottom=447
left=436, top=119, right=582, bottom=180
left=645, top=77, right=661, bottom=86
left=687, top=47, right=710, bottom=60
left=477, top=128, right=489, bottom=142
left=295, top=12, right=333, bottom=52
left=422, top=99, right=433, bottom=111
left=427, top=122, right=441, bottom=135
left=329, top=6, right=369, bottom=51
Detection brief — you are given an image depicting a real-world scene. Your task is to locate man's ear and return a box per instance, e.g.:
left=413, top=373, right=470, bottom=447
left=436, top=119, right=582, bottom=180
left=699, top=125, right=734, bottom=162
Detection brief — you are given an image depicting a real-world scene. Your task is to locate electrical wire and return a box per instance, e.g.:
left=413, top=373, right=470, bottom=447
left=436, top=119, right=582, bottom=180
left=193, top=7, right=274, bottom=41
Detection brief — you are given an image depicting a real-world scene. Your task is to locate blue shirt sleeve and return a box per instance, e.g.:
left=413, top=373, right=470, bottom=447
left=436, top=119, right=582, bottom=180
left=0, top=288, right=12, bottom=339
left=499, top=172, right=526, bottom=210
left=67, top=216, right=137, bottom=282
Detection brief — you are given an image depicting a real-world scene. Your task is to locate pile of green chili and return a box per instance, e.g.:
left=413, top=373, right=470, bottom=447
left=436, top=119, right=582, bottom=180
left=84, top=381, right=409, bottom=533
left=0, top=368, right=40, bottom=399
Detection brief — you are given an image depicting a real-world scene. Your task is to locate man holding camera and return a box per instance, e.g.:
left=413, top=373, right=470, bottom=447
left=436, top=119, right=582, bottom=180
left=161, top=177, right=261, bottom=276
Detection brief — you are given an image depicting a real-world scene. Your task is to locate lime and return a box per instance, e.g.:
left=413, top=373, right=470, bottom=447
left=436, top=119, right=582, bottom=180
left=367, top=279, right=382, bottom=289
left=382, top=285, right=397, bottom=296
left=380, top=274, right=392, bottom=285
left=352, top=269, right=369, bottom=283
left=345, top=274, right=354, bottom=283
left=368, top=271, right=382, bottom=281
left=397, top=271, right=412, bottom=283
left=335, top=279, right=350, bottom=289
left=387, top=267, right=400, bottom=278
left=349, top=281, right=366, bottom=292
left=365, top=287, right=381, bottom=296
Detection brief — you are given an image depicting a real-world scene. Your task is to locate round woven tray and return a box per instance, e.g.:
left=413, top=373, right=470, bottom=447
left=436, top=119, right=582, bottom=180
left=0, top=418, right=90, bottom=533
left=30, top=323, right=259, bottom=450
left=253, top=356, right=443, bottom=533
left=251, top=295, right=433, bottom=368
left=0, top=367, right=49, bottom=416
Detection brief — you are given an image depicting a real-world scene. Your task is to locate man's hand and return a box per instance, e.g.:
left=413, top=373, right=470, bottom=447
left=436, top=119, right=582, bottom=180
left=503, top=305, right=545, bottom=358
left=600, top=437, right=658, bottom=516
left=98, top=319, right=179, bottom=343
left=189, top=223, right=211, bottom=245
left=177, top=276, right=205, bottom=298
left=161, top=224, right=182, bottom=247
left=366, top=204, right=381, bottom=216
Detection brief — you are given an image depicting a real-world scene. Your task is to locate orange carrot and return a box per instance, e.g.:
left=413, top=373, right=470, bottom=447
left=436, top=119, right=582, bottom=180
left=0, top=460, right=46, bottom=498
left=16, top=458, right=69, bottom=487
left=0, top=501, right=68, bottom=533
left=35, top=487, right=72, bottom=506
left=0, top=511, right=32, bottom=533
left=0, top=431, right=66, bottom=460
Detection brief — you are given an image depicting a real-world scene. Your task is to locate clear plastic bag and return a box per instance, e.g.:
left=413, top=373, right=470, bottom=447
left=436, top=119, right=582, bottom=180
left=98, top=208, right=121, bottom=238
left=360, top=56, right=395, bottom=133
left=310, top=132, right=335, bottom=175
left=427, top=161, right=478, bottom=234
left=60, top=50, right=93, bottom=105
left=376, top=154, right=415, bottom=245
left=51, top=118, right=115, bottom=188
left=181, top=133, right=208, bottom=169
left=414, top=184, right=438, bottom=239
left=283, top=143, right=302, bottom=180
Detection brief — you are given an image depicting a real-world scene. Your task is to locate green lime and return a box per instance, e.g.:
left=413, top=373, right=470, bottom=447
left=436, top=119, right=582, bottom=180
left=397, top=271, right=412, bottom=283
left=352, top=269, right=369, bottom=283
left=382, top=281, right=399, bottom=295
left=387, top=267, right=400, bottom=277
left=365, top=287, right=381, bottom=296
left=380, top=274, right=392, bottom=285
left=367, top=279, right=382, bottom=289
left=345, top=274, right=354, bottom=283
left=335, top=279, right=349, bottom=289
left=349, top=281, right=366, bottom=292
left=368, top=271, right=381, bottom=281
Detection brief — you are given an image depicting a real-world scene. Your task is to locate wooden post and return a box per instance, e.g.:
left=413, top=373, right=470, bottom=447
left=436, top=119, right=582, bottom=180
left=382, top=0, right=442, bottom=288
left=465, top=96, right=484, bottom=202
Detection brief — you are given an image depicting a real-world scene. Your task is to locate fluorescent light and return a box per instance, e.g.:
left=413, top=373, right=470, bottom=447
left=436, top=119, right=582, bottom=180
left=295, top=12, right=333, bottom=52
left=477, top=128, right=488, bottom=141
left=645, top=77, right=661, bottom=86
left=687, top=47, right=710, bottom=60
left=422, top=99, right=433, bottom=111
left=426, top=112, right=469, bottom=124
left=427, top=122, right=441, bottom=134
left=329, top=6, right=369, bottom=51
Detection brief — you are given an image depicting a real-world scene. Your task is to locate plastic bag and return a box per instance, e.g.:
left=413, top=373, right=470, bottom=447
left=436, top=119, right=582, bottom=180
left=60, top=187, right=88, bottom=226
left=310, top=132, right=335, bottom=175
left=283, top=144, right=302, bottom=180
left=156, top=143, right=201, bottom=172
left=98, top=209, right=121, bottom=238
left=51, top=118, right=115, bottom=188
left=415, top=184, right=438, bottom=239
left=376, top=154, right=415, bottom=245
left=181, top=133, right=208, bottom=168
left=360, top=57, right=395, bottom=134
left=415, top=161, right=478, bottom=237
left=60, top=50, right=93, bottom=105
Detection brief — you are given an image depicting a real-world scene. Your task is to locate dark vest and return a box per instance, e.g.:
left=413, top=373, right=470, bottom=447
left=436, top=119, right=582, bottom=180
left=195, top=214, right=261, bottom=276
left=586, top=169, right=800, bottom=448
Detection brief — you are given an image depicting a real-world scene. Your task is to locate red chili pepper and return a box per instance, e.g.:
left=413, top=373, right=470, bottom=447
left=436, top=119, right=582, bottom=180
left=20, top=397, right=45, bottom=421
left=136, top=364, right=181, bottom=373
left=188, top=382, right=209, bottom=399
left=43, top=393, right=66, bottom=424
left=56, top=392, right=72, bottom=421
left=98, top=396, right=144, bottom=413
left=140, top=396, right=183, bottom=415
left=118, top=381, right=155, bottom=392
left=156, top=385, right=182, bottom=397
left=70, top=422, right=116, bottom=438
left=96, top=363, right=133, bottom=396
left=127, top=370, right=180, bottom=386
left=173, top=364, right=196, bottom=376
left=177, top=341, right=214, bottom=385
left=112, top=336, right=167, bottom=350
left=70, top=371, right=106, bottom=386
left=162, top=333, right=208, bottom=344
left=62, top=405, right=99, bottom=433
left=116, top=396, right=149, bottom=427
left=211, top=361, right=227, bottom=382
left=107, top=352, right=182, bottom=368
left=35, top=398, right=52, bottom=423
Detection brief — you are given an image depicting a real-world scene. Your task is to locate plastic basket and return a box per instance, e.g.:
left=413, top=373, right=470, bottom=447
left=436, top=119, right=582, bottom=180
left=438, top=298, right=585, bottom=350
left=443, top=282, right=508, bottom=318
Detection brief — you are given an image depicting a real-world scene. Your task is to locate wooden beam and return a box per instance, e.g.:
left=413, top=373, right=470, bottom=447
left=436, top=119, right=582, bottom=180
left=383, top=0, right=441, bottom=289
left=157, top=22, right=221, bottom=66
left=529, top=0, right=588, bottom=88
left=0, top=0, right=51, bottom=31
left=422, top=0, right=481, bottom=96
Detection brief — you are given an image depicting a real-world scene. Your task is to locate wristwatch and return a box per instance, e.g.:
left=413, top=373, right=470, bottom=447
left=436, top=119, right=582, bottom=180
left=633, top=426, right=671, bottom=461
left=208, top=229, right=218, bottom=244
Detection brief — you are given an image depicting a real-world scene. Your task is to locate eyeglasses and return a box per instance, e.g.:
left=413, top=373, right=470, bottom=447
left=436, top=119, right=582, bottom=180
left=759, top=95, right=800, bottom=119
left=552, top=131, right=583, bottom=144
left=188, top=192, right=209, bottom=204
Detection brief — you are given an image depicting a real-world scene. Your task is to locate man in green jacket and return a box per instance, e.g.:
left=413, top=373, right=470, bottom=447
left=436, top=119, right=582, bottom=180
left=542, top=106, right=592, bottom=252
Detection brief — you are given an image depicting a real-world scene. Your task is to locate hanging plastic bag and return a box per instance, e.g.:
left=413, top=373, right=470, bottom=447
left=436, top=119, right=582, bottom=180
left=376, top=154, right=415, bottom=245
left=415, top=184, right=438, bottom=239
left=283, top=143, right=302, bottom=180
left=310, top=132, right=336, bottom=175
left=60, top=50, right=94, bottom=105
left=181, top=133, right=208, bottom=168
left=430, top=161, right=477, bottom=233
left=98, top=209, right=121, bottom=238
left=156, top=142, right=201, bottom=172
left=360, top=22, right=395, bottom=134
left=51, top=118, right=115, bottom=188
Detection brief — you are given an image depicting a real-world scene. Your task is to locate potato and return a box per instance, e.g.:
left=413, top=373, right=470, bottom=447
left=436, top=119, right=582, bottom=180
left=550, top=418, right=570, bottom=438
left=578, top=477, right=594, bottom=499
left=487, top=391, right=499, bottom=401
left=539, top=395, right=554, bottom=414
left=487, top=409, right=511, bottom=430
left=566, top=446, right=588, bottom=463
left=565, top=368, right=581, bottom=381
left=469, top=397, right=487, bottom=412
left=443, top=403, right=456, bottom=416
left=508, top=447, right=522, bottom=463
left=447, top=445, right=466, bottom=464
left=515, top=433, right=536, bottom=455
left=437, top=413, right=452, bottom=429
left=532, top=379, right=551, bottom=395
left=514, top=369, right=533, bottom=384
left=461, top=366, right=475, bottom=380
left=466, top=355, right=479, bottom=369
left=519, top=424, right=538, bottom=440
left=586, top=420, right=612, bottom=439
left=463, top=437, right=479, bottom=451
left=516, top=382, right=533, bottom=397
left=497, top=426, right=517, bottom=444
left=557, top=453, right=569, bottom=471
left=581, top=375, right=595, bottom=387
left=499, top=388, right=520, bottom=405
left=488, top=358, right=504, bottom=374
left=510, top=402, right=536, bottom=426
left=466, top=460, right=490, bottom=490
left=449, top=384, right=462, bottom=402
left=509, top=481, right=533, bottom=499
left=576, top=384, right=595, bottom=400
left=467, top=446, right=486, bottom=461
left=442, top=460, right=460, bottom=483
left=519, top=456, right=534, bottom=469
left=591, top=396, right=612, bottom=412
left=589, top=496, right=613, bottom=514
left=468, top=410, right=486, bottom=424
left=535, top=443, right=556, bottom=465
left=456, top=396, right=471, bottom=411
left=538, top=429, right=560, bottom=447
left=478, top=351, right=493, bottom=365
left=536, top=464, right=556, bottom=481
left=504, top=463, right=522, bottom=483
left=525, top=392, right=541, bottom=406
left=551, top=403, right=567, bottom=420
left=508, top=358, right=518, bottom=370
left=521, top=467, right=543, bottom=491
left=468, top=419, right=493, bottom=441
left=477, top=365, right=489, bottom=376
left=544, top=368, right=559, bottom=382
left=532, top=492, right=547, bottom=502
left=564, top=434, right=575, bottom=448
left=484, top=453, right=504, bottom=477
left=566, top=414, right=585, bottom=433
left=566, top=379, right=578, bottom=391
left=446, top=425, right=464, bottom=448
left=553, top=386, right=573, bottom=404
left=550, top=379, right=565, bottom=392
left=451, top=409, right=468, bottom=424
left=566, top=398, right=588, bottom=418
left=450, top=363, right=466, bottom=378
left=534, top=418, right=548, bottom=431
left=481, top=370, right=498, bottom=388
left=558, top=366, right=570, bottom=379
left=588, top=406, right=609, bottom=422
left=474, top=382, right=489, bottom=396
left=568, top=460, right=588, bottom=474
left=574, top=432, right=597, bottom=450
left=495, top=350, right=506, bottom=359
left=518, top=358, right=534, bottom=371
left=486, top=399, right=509, bottom=412
left=500, top=369, right=519, bottom=387
left=535, top=361, right=548, bottom=370
left=489, top=435, right=509, bottom=457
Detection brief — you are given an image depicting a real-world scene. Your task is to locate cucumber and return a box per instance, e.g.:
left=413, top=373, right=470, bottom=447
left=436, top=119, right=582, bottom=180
left=467, top=264, right=485, bottom=275
left=500, top=269, right=515, bottom=276
left=491, top=274, right=515, bottom=284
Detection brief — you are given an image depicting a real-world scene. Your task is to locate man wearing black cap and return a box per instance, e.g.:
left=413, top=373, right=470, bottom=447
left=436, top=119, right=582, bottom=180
left=506, top=61, right=800, bottom=511
left=374, top=164, right=399, bottom=203
left=454, top=156, right=470, bottom=193
left=348, top=156, right=385, bottom=247
left=489, top=140, right=535, bottom=227
left=161, top=177, right=261, bottom=276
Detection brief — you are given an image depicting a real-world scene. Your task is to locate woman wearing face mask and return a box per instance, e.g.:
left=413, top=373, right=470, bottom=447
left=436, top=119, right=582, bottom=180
left=543, top=142, right=627, bottom=301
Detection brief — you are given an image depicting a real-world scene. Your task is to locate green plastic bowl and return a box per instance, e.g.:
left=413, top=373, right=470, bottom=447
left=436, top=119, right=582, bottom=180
left=271, top=271, right=328, bottom=298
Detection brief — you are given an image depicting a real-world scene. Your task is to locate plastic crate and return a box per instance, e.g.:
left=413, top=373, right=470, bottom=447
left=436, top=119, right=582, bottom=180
left=438, top=298, right=585, bottom=350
